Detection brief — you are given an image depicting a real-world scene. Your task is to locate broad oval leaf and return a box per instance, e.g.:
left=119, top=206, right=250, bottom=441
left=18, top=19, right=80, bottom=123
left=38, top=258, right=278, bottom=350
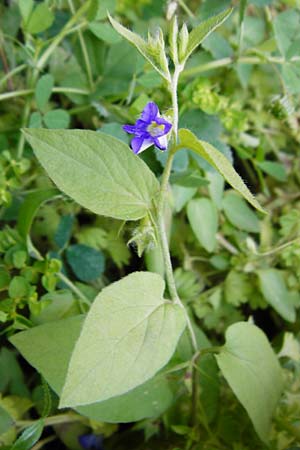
left=60, top=272, right=186, bottom=407
left=178, top=129, right=264, bottom=213
left=187, top=198, right=218, bottom=252
left=257, top=269, right=296, bottom=322
left=10, top=315, right=175, bottom=423
left=184, top=8, right=233, bottom=63
left=23, top=129, right=159, bottom=221
left=216, top=322, right=283, bottom=443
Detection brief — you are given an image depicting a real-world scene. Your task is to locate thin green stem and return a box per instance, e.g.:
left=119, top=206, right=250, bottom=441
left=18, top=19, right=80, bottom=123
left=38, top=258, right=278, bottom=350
left=17, top=414, right=84, bottom=429
left=31, top=436, right=56, bottom=450
left=0, top=63, right=27, bottom=87
left=56, top=272, right=90, bottom=312
left=0, top=87, right=90, bottom=102
left=156, top=63, right=198, bottom=353
left=182, top=55, right=300, bottom=78
left=178, top=0, right=195, bottom=18
left=67, top=0, right=94, bottom=90
left=36, top=1, right=91, bottom=71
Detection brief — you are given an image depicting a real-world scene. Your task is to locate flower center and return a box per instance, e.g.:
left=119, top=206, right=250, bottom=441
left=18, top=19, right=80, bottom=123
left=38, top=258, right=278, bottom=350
left=147, top=121, right=165, bottom=137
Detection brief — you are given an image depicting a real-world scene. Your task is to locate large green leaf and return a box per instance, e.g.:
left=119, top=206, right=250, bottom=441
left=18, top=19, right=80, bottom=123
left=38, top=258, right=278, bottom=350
left=178, top=129, right=264, bottom=212
left=10, top=315, right=174, bottom=423
left=184, top=8, right=233, bottom=63
left=216, top=322, right=283, bottom=443
left=187, top=198, right=218, bottom=252
left=60, top=272, right=186, bottom=407
left=23, top=129, right=159, bottom=221
left=257, top=269, right=296, bottom=322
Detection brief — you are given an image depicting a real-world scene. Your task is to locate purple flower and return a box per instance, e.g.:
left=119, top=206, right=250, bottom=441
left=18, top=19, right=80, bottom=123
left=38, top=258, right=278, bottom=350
left=79, top=434, right=103, bottom=450
left=123, top=102, right=172, bottom=154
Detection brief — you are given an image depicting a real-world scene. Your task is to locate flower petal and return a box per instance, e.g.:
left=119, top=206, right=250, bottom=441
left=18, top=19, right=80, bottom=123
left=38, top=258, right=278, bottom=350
left=155, top=135, right=168, bottom=150
left=131, top=136, right=154, bottom=154
left=141, top=102, right=159, bottom=122
left=123, top=124, right=138, bottom=134
left=156, top=116, right=172, bottom=135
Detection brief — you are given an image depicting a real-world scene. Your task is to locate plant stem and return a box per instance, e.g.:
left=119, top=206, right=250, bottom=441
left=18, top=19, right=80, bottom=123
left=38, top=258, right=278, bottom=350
left=0, top=87, right=90, bottom=102
left=67, top=0, right=94, bottom=90
left=56, top=272, right=90, bottom=312
left=156, top=64, right=198, bottom=353
left=0, top=64, right=27, bottom=87
left=17, top=414, right=84, bottom=429
left=36, top=1, right=91, bottom=72
left=182, top=55, right=300, bottom=78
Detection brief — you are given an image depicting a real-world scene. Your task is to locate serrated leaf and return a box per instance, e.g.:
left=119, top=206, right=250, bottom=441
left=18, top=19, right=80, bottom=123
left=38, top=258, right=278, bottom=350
left=22, top=129, right=159, bottom=221
left=10, top=316, right=174, bottom=423
left=257, top=269, right=296, bottom=322
left=187, top=198, right=218, bottom=252
left=60, top=272, right=186, bottom=407
left=184, top=8, right=233, bottom=62
left=35, top=74, right=54, bottom=111
left=108, top=15, right=170, bottom=81
left=216, top=322, right=283, bottom=443
left=178, top=129, right=264, bottom=213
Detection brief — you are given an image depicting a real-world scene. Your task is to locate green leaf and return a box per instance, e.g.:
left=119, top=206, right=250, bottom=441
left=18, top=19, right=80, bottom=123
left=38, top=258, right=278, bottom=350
left=23, top=129, right=159, bottom=221
left=28, top=112, right=42, bottom=129
left=43, top=110, right=70, bottom=129
left=0, top=406, right=14, bottom=435
left=178, top=129, right=264, bottom=213
left=170, top=170, right=208, bottom=188
left=10, top=316, right=174, bottom=422
left=19, top=0, right=34, bottom=23
left=108, top=15, right=170, bottom=81
left=35, top=75, right=54, bottom=111
left=26, top=2, right=54, bottom=34
left=215, top=322, right=283, bottom=443
left=187, top=198, right=218, bottom=252
left=66, top=244, right=105, bottom=282
left=273, top=9, right=300, bottom=57
left=184, top=8, right=233, bottom=63
left=10, top=420, right=43, bottom=450
left=223, top=192, right=260, bottom=233
left=257, top=161, right=287, bottom=182
left=89, top=22, right=122, bottom=44
left=54, top=215, right=74, bottom=249
left=257, top=269, right=296, bottom=322
left=8, top=277, right=30, bottom=299
left=281, top=63, right=300, bottom=94
left=60, top=272, right=186, bottom=407
left=17, top=188, right=60, bottom=258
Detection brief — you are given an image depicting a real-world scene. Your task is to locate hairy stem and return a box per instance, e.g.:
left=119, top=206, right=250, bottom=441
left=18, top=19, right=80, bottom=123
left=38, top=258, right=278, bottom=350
left=156, top=64, right=197, bottom=352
